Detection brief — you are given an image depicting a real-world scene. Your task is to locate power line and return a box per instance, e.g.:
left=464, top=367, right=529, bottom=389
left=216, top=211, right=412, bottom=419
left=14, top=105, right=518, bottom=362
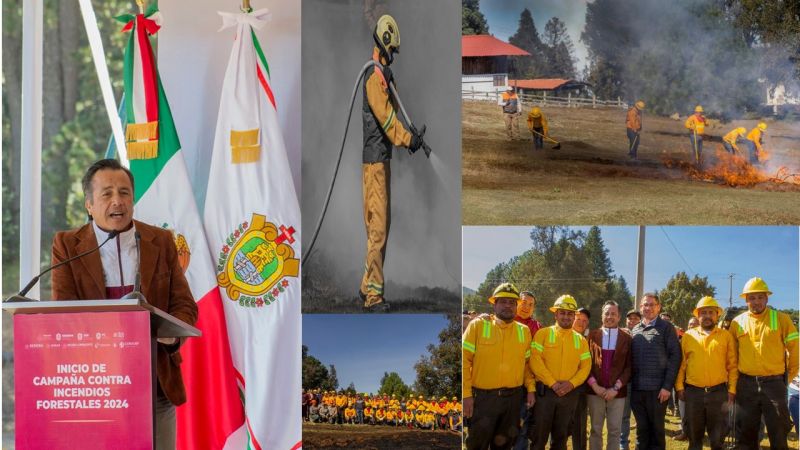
left=659, top=227, right=695, bottom=275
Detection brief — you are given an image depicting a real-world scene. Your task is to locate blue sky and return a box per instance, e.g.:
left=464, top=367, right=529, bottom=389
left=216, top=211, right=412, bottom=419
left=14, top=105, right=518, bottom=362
left=303, top=314, right=448, bottom=394
left=479, top=0, right=590, bottom=70
left=463, top=226, right=799, bottom=311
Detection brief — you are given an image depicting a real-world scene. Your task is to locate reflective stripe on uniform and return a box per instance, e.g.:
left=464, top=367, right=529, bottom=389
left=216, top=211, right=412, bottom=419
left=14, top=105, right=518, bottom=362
left=531, top=342, right=544, bottom=352
left=381, top=108, right=396, bottom=132
left=516, top=323, right=525, bottom=343
left=580, top=351, right=591, bottom=360
left=770, top=309, right=778, bottom=331
left=573, top=333, right=580, bottom=349
left=785, top=332, right=799, bottom=343
left=549, top=327, right=556, bottom=344
left=462, top=341, right=476, bottom=353
left=482, top=320, right=492, bottom=339
left=525, top=350, right=531, bottom=359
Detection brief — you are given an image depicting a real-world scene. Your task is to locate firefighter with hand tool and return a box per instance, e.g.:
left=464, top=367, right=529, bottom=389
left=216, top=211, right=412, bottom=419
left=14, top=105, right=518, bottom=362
left=685, top=105, right=708, bottom=164
left=529, top=295, right=591, bottom=450
left=729, top=277, right=799, bottom=450
left=745, top=122, right=768, bottom=165
left=462, top=283, right=535, bottom=450
left=359, top=14, right=426, bottom=311
left=626, top=100, right=645, bottom=159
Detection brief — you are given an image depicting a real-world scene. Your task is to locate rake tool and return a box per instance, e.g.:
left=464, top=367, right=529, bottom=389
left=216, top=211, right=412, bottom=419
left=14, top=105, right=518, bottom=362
left=531, top=129, right=561, bottom=150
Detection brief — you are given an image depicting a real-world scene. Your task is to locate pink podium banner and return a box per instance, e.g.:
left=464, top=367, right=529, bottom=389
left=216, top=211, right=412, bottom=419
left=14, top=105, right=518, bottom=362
left=14, top=311, right=153, bottom=449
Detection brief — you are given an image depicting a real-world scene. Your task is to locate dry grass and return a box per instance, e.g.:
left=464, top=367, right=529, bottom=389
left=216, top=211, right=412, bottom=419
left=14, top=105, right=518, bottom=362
left=303, top=422, right=460, bottom=449
left=462, top=101, right=800, bottom=225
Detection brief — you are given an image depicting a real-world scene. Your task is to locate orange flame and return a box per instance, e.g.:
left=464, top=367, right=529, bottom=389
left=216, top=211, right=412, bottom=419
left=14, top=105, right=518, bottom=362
left=662, top=148, right=800, bottom=188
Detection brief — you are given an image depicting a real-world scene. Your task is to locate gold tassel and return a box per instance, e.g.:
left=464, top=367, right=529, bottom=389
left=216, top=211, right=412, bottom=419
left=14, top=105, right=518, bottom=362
left=230, top=128, right=259, bottom=147
left=231, top=145, right=261, bottom=163
left=126, top=121, right=159, bottom=141
left=127, top=141, right=159, bottom=160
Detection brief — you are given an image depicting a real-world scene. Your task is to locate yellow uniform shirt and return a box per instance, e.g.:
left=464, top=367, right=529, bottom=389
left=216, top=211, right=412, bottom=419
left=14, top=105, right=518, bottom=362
left=530, top=325, right=591, bottom=388
left=730, top=308, right=799, bottom=379
left=723, top=128, right=745, bottom=148
left=462, top=317, right=535, bottom=397
left=526, top=112, right=549, bottom=136
left=746, top=127, right=764, bottom=152
left=335, top=395, right=346, bottom=408
left=365, top=49, right=412, bottom=148
left=676, top=327, right=738, bottom=393
left=685, top=114, right=707, bottom=134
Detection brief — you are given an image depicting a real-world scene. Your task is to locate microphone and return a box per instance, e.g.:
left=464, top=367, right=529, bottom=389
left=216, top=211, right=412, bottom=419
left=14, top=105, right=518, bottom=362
left=123, top=231, right=144, bottom=303
left=7, top=229, right=120, bottom=302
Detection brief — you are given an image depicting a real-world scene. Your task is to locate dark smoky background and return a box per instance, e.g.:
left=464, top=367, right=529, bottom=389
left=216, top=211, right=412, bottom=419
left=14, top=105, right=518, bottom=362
left=301, top=0, right=461, bottom=312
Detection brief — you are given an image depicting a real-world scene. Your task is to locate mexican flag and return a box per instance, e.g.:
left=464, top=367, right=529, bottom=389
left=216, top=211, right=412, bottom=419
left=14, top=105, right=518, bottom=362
left=115, top=6, right=245, bottom=449
left=203, top=8, right=301, bottom=450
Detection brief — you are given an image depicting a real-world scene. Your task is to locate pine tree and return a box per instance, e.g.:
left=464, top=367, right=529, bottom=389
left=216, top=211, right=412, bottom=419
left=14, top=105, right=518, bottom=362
left=542, top=17, right=577, bottom=78
left=462, top=0, right=489, bottom=35
left=414, top=315, right=460, bottom=398
left=509, top=9, right=544, bottom=78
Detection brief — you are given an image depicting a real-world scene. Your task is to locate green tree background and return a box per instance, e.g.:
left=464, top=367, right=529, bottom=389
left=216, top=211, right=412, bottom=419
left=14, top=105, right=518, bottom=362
left=461, top=0, right=488, bottom=35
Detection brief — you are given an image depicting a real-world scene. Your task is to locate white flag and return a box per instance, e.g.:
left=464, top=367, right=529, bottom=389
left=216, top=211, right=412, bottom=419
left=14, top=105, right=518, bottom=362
left=204, top=9, right=301, bottom=450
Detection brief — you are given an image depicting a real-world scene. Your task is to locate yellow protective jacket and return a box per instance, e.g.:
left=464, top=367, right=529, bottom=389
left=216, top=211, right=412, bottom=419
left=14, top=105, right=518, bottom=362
left=335, top=395, right=346, bottom=407
left=363, top=48, right=412, bottom=164
left=530, top=325, right=591, bottom=388
left=463, top=317, right=535, bottom=397
left=685, top=114, right=707, bottom=135
left=723, top=128, right=745, bottom=150
left=746, top=127, right=764, bottom=152
left=675, top=327, right=738, bottom=394
left=730, top=307, right=799, bottom=379
left=626, top=107, right=642, bottom=131
left=527, top=111, right=549, bottom=136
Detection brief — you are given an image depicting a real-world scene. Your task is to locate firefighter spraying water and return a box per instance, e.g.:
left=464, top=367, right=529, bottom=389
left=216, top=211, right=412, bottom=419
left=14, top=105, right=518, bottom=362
left=304, top=14, right=432, bottom=311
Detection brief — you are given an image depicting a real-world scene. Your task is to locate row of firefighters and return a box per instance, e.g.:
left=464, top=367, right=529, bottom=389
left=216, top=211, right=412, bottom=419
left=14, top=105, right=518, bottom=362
left=302, top=392, right=462, bottom=431
left=500, top=87, right=770, bottom=164
left=463, top=277, right=799, bottom=450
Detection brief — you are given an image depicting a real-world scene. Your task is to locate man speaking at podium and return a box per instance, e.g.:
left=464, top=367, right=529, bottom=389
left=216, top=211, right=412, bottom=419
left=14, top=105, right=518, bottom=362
left=50, top=159, right=198, bottom=449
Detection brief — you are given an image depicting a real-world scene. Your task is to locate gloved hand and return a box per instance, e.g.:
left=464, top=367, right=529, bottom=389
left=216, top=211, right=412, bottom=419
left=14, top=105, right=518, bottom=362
left=409, top=125, right=426, bottom=153
left=381, top=66, right=393, bottom=87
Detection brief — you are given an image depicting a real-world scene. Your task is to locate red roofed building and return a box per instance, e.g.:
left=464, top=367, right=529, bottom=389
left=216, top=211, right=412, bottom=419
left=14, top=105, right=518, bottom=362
left=509, top=78, right=590, bottom=96
left=462, top=35, right=530, bottom=95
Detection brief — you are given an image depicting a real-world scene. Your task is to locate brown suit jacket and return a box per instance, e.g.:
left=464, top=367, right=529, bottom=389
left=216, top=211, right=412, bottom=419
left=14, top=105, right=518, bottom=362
left=587, top=328, right=632, bottom=397
left=51, top=219, right=198, bottom=406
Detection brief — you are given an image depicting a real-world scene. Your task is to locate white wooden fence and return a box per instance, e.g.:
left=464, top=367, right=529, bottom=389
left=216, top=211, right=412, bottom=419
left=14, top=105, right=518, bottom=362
left=462, top=88, right=629, bottom=110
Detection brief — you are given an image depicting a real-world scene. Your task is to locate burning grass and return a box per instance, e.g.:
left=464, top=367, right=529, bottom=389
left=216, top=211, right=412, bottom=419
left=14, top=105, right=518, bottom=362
left=661, top=149, right=800, bottom=190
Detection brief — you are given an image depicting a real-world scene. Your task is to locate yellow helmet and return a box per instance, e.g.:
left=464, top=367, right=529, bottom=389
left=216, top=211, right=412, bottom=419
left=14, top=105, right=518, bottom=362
left=693, top=296, right=723, bottom=317
left=694, top=105, right=704, bottom=113
left=758, top=122, right=768, bottom=131
left=549, top=294, right=578, bottom=312
left=374, top=15, right=400, bottom=65
left=489, top=282, right=520, bottom=304
left=635, top=100, right=645, bottom=110
left=530, top=107, right=542, bottom=118
left=740, top=277, right=772, bottom=298
left=736, top=127, right=747, bottom=135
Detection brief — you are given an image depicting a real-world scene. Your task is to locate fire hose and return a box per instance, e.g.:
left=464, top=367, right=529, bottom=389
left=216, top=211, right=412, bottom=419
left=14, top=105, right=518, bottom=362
left=303, top=59, right=431, bottom=263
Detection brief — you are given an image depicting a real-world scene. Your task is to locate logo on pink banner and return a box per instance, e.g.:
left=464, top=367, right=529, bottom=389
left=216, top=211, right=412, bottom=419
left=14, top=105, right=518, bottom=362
left=15, top=311, right=153, bottom=449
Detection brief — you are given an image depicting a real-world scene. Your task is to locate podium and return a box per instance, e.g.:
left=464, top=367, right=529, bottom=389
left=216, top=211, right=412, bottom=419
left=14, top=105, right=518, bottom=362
left=3, top=298, right=201, bottom=450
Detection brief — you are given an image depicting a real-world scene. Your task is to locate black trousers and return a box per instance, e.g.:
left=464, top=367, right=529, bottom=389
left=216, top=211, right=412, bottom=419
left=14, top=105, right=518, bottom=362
left=569, top=391, right=587, bottom=450
left=530, top=384, right=580, bottom=450
left=467, top=387, right=524, bottom=450
left=735, top=375, right=791, bottom=450
left=630, top=389, right=668, bottom=450
left=684, top=384, right=727, bottom=450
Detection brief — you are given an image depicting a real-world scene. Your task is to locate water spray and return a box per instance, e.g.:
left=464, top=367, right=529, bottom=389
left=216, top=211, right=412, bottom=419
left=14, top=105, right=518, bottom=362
left=303, top=59, right=432, bottom=263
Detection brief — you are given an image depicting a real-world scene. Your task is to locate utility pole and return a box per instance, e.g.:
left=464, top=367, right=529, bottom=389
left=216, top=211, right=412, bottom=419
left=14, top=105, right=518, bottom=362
left=635, top=226, right=646, bottom=303
left=728, top=273, right=735, bottom=308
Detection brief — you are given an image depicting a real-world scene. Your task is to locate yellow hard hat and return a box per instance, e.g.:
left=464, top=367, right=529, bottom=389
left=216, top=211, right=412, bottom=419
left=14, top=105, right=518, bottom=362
left=530, top=107, right=542, bottom=118
left=549, top=294, right=579, bottom=312
left=374, top=15, right=400, bottom=64
left=758, top=122, right=767, bottom=131
left=489, top=282, right=520, bottom=304
left=693, top=296, right=723, bottom=317
left=736, top=127, right=747, bottom=135
left=440, top=396, right=446, bottom=401
left=740, top=277, right=772, bottom=298
left=451, top=396, right=457, bottom=401
left=694, top=105, right=704, bottom=113
left=635, top=100, right=645, bottom=109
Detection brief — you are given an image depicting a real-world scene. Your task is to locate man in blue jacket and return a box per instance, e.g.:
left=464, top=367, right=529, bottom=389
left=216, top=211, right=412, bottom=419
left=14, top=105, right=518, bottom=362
left=630, top=293, right=681, bottom=450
